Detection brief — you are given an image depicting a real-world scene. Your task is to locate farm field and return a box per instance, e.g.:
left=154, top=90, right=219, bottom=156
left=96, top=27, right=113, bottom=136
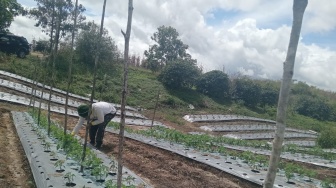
left=0, top=70, right=336, bottom=187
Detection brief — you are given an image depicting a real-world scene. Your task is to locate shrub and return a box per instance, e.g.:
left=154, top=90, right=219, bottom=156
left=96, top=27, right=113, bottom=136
left=196, top=70, right=230, bottom=100
left=317, top=127, right=336, bottom=148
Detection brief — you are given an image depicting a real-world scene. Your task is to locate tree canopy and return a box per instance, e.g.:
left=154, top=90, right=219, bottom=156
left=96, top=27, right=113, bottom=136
left=0, top=0, right=23, bottom=31
left=29, top=0, right=86, bottom=44
left=144, top=25, right=195, bottom=72
left=75, top=22, right=119, bottom=70
left=196, top=70, right=230, bottom=100
left=158, top=59, right=201, bottom=89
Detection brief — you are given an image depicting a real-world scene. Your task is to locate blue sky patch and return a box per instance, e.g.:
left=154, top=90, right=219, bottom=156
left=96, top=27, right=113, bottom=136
left=302, top=29, right=336, bottom=50
left=205, top=8, right=240, bottom=26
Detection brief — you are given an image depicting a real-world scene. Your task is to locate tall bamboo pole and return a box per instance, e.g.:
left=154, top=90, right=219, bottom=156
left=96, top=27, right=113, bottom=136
left=117, top=1, right=133, bottom=187
left=263, top=1, right=308, bottom=187
left=80, top=0, right=107, bottom=173
left=63, top=0, right=78, bottom=148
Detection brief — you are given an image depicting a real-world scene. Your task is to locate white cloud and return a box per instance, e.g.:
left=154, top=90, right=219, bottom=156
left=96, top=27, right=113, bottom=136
left=10, top=0, right=336, bottom=91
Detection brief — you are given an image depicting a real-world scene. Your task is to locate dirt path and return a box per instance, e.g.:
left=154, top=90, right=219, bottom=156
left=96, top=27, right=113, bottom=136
left=0, top=108, right=35, bottom=188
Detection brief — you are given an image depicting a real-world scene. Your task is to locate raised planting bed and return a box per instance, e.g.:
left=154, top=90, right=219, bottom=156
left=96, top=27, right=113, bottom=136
left=184, top=114, right=276, bottom=124
left=105, top=127, right=328, bottom=188
left=0, top=92, right=166, bottom=127
left=223, top=132, right=317, bottom=140
left=0, top=78, right=146, bottom=119
left=12, top=111, right=150, bottom=188
left=0, top=70, right=137, bottom=111
left=200, top=124, right=318, bottom=135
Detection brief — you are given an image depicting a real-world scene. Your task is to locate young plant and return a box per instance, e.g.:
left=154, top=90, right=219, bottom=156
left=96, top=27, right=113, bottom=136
left=92, top=164, right=108, bottom=182
left=284, top=163, right=295, bottom=183
left=49, top=151, right=58, bottom=161
left=54, top=159, right=65, bottom=173
left=104, top=180, right=117, bottom=188
left=64, top=172, right=76, bottom=186
left=109, top=159, right=118, bottom=175
left=304, top=169, right=316, bottom=182
left=44, top=141, right=51, bottom=152
left=124, top=175, right=136, bottom=186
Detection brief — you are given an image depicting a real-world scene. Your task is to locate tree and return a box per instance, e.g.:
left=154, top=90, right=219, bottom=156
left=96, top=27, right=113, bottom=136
left=144, top=25, right=194, bottom=72
left=158, top=60, right=201, bottom=89
left=0, top=0, right=23, bottom=31
left=264, top=1, right=308, bottom=187
left=196, top=70, right=230, bottom=100
left=29, top=0, right=86, bottom=51
left=75, top=22, right=119, bottom=70
left=295, top=96, right=332, bottom=121
left=232, top=77, right=261, bottom=107
left=260, top=83, right=279, bottom=107
left=35, top=39, right=50, bottom=52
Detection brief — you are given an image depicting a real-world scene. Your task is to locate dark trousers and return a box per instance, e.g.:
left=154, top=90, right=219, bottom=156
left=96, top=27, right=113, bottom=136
left=89, top=113, right=116, bottom=147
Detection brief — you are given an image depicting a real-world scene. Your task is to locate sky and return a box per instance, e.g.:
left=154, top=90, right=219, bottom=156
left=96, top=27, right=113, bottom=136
left=9, top=0, right=336, bottom=92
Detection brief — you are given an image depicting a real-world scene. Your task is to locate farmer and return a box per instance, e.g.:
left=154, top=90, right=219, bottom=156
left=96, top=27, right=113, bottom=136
left=72, top=101, right=117, bottom=149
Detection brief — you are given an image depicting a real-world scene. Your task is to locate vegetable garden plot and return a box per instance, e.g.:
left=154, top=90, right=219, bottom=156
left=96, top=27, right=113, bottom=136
left=0, top=78, right=146, bottom=119
left=0, top=70, right=137, bottom=111
left=104, top=128, right=326, bottom=188
left=12, top=111, right=149, bottom=188
left=184, top=114, right=276, bottom=124
left=0, top=92, right=166, bottom=127
left=224, top=132, right=317, bottom=140
left=200, top=124, right=318, bottom=136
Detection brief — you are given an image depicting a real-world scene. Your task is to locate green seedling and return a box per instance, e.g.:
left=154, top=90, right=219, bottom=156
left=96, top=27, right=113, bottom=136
left=104, top=180, right=117, bottom=188
left=109, top=159, right=118, bottom=173
left=284, top=163, right=295, bottom=183
left=54, top=159, right=65, bottom=172
left=92, top=164, right=109, bottom=181
left=64, top=172, right=76, bottom=185
left=44, top=142, right=51, bottom=151
left=304, top=169, right=316, bottom=182
left=124, top=175, right=136, bottom=186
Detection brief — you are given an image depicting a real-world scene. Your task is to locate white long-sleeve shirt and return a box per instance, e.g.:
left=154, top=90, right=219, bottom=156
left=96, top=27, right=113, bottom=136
left=72, top=102, right=116, bottom=134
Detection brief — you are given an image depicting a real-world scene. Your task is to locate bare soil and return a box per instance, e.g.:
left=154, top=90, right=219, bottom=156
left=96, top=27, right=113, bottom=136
left=0, top=107, right=35, bottom=188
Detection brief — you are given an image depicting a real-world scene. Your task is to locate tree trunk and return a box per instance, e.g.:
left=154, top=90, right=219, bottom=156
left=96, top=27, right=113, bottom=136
left=47, top=0, right=62, bottom=137
left=117, top=1, right=133, bottom=187
left=263, top=1, right=308, bottom=187
left=80, top=0, right=107, bottom=173
left=63, top=0, right=78, bottom=148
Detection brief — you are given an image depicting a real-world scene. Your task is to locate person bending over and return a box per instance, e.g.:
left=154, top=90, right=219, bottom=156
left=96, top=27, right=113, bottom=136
left=72, top=101, right=117, bottom=149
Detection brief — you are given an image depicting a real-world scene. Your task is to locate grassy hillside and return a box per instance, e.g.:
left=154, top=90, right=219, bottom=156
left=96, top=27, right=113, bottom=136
left=1, top=53, right=335, bottom=133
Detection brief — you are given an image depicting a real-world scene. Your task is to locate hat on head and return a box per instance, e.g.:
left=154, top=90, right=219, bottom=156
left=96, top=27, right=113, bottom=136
left=77, top=104, right=89, bottom=118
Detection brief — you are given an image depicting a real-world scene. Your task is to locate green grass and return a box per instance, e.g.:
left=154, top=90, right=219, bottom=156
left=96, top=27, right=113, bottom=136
left=1, top=53, right=336, bottom=135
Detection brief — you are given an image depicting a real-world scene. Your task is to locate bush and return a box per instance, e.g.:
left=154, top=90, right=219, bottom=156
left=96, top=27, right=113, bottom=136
left=158, top=60, right=201, bottom=89
left=196, top=70, right=230, bottom=100
left=317, top=127, right=336, bottom=148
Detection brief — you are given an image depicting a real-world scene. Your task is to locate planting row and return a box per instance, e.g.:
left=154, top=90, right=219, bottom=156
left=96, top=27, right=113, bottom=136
left=200, top=124, right=318, bottom=135
left=0, top=78, right=146, bottom=119
left=104, top=126, right=332, bottom=188
left=0, top=92, right=166, bottom=127
left=127, top=126, right=335, bottom=169
left=12, top=111, right=150, bottom=188
left=184, top=114, right=276, bottom=123
left=223, top=132, right=317, bottom=140
left=0, top=70, right=138, bottom=111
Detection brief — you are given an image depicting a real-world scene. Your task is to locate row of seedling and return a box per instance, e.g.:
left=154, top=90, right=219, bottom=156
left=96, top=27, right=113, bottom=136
left=184, top=114, right=275, bottom=123
left=28, top=110, right=138, bottom=187
left=122, top=125, right=328, bottom=186
left=201, top=124, right=317, bottom=135
left=223, top=132, right=317, bottom=140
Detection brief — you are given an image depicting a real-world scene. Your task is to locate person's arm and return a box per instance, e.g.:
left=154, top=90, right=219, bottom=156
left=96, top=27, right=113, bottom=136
left=72, top=116, right=85, bottom=134
left=91, top=107, right=104, bottom=125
